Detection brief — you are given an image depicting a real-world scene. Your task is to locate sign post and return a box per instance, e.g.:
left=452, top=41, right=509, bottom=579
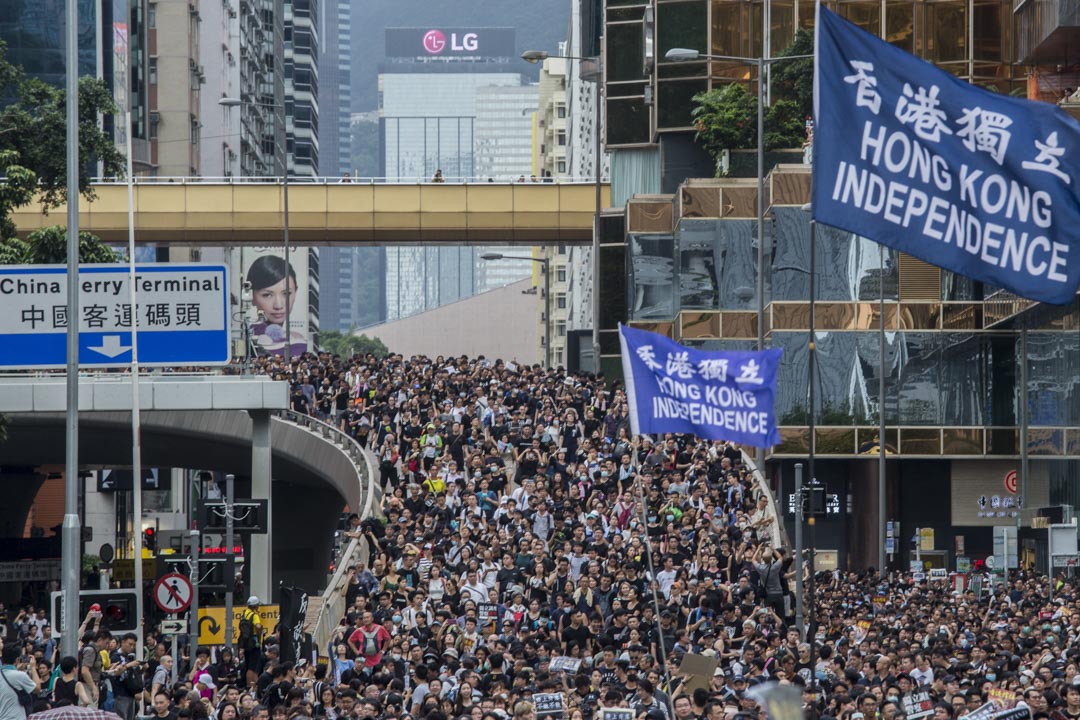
left=0, top=264, right=229, bottom=368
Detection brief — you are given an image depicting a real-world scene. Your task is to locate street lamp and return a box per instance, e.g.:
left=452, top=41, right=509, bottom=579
left=667, top=46, right=812, bottom=472
left=481, top=252, right=551, bottom=368
left=522, top=48, right=603, bottom=373
left=219, top=96, right=294, bottom=365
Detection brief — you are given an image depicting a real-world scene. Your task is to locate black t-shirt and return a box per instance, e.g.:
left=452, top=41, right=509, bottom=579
left=561, top=623, right=592, bottom=654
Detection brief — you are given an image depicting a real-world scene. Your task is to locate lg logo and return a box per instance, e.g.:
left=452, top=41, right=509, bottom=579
left=422, top=29, right=479, bottom=54
left=422, top=30, right=446, bottom=54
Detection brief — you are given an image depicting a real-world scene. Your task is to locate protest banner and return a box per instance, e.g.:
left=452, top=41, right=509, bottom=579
left=812, top=6, right=1080, bottom=304
left=619, top=324, right=782, bottom=447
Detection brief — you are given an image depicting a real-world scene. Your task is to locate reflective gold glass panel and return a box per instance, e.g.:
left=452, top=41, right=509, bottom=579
left=838, top=1, right=881, bottom=36
left=1028, top=429, right=1064, bottom=456
left=680, top=311, right=722, bottom=338
left=885, top=0, right=915, bottom=52
left=722, top=311, right=757, bottom=338
left=711, top=0, right=761, bottom=58
left=772, top=303, right=811, bottom=330
left=901, top=428, right=941, bottom=455
left=942, top=303, right=982, bottom=330
left=629, top=321, right=675, bottom=337
left=776, top=427, right=811, bottom=454
left=972, top=0, right=1006, bottom=63
left=1067, top=429, right=1080, bottom=457
left=943, top=428, right=984, bottom=455
left=925, top=0, right=968, bottom=66
left=856, top=427, right=899, bottom=453
left=898, top=303, right=941, bottom=330
left=816, top=428, right=856, bottom=454
left=769, top=0, right=795, bottom=56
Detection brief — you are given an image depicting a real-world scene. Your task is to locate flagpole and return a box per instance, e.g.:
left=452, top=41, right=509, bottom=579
left=878, top=246, right=886, bottom=575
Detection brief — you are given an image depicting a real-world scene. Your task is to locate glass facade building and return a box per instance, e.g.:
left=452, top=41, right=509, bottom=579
left=602, top=0, right=1018, bottom=148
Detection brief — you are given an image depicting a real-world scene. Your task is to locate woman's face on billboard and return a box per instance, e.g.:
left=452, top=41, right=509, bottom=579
left=253, top=276, right=295, bottom=325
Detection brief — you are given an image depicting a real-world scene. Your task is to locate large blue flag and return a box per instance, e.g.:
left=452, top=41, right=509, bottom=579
left=813, top=6, right=1080, bottom=305
left=619, top=324, right=783, bottom=448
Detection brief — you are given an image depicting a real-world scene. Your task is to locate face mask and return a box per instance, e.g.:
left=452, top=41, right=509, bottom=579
left=1053, top=625, right=1062, bottom=633
left=986, top=673, right=997, bottom=681
left=392, top=615, right=402, bottom=623
left=887, top=697, right=899, bottom=704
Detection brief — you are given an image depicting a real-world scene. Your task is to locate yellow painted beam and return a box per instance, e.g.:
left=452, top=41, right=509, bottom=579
left=11, top=182, right=613, bottom=246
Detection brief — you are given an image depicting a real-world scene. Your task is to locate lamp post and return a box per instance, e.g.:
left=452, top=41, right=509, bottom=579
left=667, top=47, right=812, bottom=472
left=219, top=97, right=293, bottom=365
left=481, top=253, right=551, bottom=367
left=523, top=49, right=603, bottom=373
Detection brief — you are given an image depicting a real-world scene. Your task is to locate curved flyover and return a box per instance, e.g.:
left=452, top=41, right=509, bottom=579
left=0, top=408, right=376, bottom=594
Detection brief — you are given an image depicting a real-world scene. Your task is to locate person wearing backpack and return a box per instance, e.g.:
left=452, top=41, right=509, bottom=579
left=239, top=597, right=264, bottom=688
left=0, top=641, right=39, bottom=720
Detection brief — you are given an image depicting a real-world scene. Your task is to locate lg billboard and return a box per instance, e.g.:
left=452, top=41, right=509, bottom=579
left=386, top=28, right=516, bottom=59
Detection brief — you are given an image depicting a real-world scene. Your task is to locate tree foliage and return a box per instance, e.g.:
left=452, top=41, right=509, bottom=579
left=691, top=30, right=814, bottom=169
left=320, top=330, right=390, bottom=359
left=0, top=225, right=119, bottom=265
left=0, top=40, right=126, bottom=248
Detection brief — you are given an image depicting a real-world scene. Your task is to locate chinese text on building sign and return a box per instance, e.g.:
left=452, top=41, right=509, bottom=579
left=618, top=324, right=782, bottom=448
left=812, top=6, right=1080, bottom=305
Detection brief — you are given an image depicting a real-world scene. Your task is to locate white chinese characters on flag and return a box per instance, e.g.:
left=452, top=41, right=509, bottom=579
left=619, top=324, right=782, bottom=448
left=813, top=6, right=1080, bottom=305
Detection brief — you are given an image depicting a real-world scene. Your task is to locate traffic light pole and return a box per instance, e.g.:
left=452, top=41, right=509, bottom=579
left=794, top=463, right=804, bottom=639
left=188, top=530, right=200, bottom=668
left=224, top=473, right=235, bottom=652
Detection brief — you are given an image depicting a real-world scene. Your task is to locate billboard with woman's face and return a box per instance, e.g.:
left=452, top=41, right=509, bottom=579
left=243, top=248, right=309, bottom=357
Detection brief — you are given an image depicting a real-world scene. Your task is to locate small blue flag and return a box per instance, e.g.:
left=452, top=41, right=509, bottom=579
left=618, top=324, right=782, bottom=448
left=813, top=6, right=1080, bottom=304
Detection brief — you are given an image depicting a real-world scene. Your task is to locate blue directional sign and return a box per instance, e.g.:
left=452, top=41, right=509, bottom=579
left=0, top=264, right=230, bottom=369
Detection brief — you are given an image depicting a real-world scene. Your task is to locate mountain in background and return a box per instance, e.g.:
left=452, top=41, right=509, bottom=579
left=349, top=0, right=573, bottom=112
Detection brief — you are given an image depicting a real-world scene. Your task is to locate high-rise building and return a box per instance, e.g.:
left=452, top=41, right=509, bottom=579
left=317, top=0, right=350, bottom=177
left=0, top=0, right=153, bottom=173
left=198, top=0, right=240, bottom=176
left=475, top=85, right=539, bottom=181
left=377, top=27, right=535, bottom=323
left=284, top=0, right=318, bottom=177
left=149, top=0, right=201, bottom=176
left=533, top=55, right=571, bottom=367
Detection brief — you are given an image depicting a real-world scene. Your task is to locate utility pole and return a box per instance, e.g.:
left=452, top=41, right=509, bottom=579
left=794, top=463, right=804, bottom=639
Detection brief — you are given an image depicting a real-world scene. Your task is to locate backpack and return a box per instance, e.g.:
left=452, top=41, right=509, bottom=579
left=121, top=665, right=144, bottom=695
left=0, top=667, right=34, bottom=716
left=238, top=612, right=257, bottom=650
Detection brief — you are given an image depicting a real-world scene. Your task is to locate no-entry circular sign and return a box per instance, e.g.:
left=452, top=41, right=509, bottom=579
left=154, top=572, right=193, bottom=614
left=1004, top=469, right=1018, bottom=495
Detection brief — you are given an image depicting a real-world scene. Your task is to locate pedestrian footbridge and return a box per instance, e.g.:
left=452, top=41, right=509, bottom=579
left=11, top=178, right=612, bottom=245
left=0, top=375, right=377, bottom=597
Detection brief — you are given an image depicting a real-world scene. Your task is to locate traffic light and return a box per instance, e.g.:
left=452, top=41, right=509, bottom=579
left=51, top=590, right=140, bottom=633
left=809, top=487, right=827, bottom=516
left=143, top=527, right=157, bottom=552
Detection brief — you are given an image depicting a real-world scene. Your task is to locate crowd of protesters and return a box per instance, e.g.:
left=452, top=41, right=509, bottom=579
left=2, top=350, right=1077, bottom=720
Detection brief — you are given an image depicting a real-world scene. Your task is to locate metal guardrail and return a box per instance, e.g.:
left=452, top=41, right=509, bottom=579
left=93, top=175, right=606, bottom=185
left=274, top=409, right=377, bottom=658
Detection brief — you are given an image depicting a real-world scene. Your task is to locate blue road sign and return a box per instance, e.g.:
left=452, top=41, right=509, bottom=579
left=0, top=264, right=229, bottom=369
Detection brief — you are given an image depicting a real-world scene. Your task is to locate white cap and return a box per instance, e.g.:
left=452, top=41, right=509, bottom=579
left=247, top=596, right=260, bottom=606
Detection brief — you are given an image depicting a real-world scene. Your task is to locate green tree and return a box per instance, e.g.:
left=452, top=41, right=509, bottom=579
left=320, top=329, right=390, bottom=358
left=691, top=30, right=814, bottom=171
left=0, top=40, right=125, bottom=247
left=770, top=29, right=815, bottom=122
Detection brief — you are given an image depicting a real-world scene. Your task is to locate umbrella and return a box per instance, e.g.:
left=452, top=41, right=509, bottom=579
left=31, top=707, right=123, bottom=720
